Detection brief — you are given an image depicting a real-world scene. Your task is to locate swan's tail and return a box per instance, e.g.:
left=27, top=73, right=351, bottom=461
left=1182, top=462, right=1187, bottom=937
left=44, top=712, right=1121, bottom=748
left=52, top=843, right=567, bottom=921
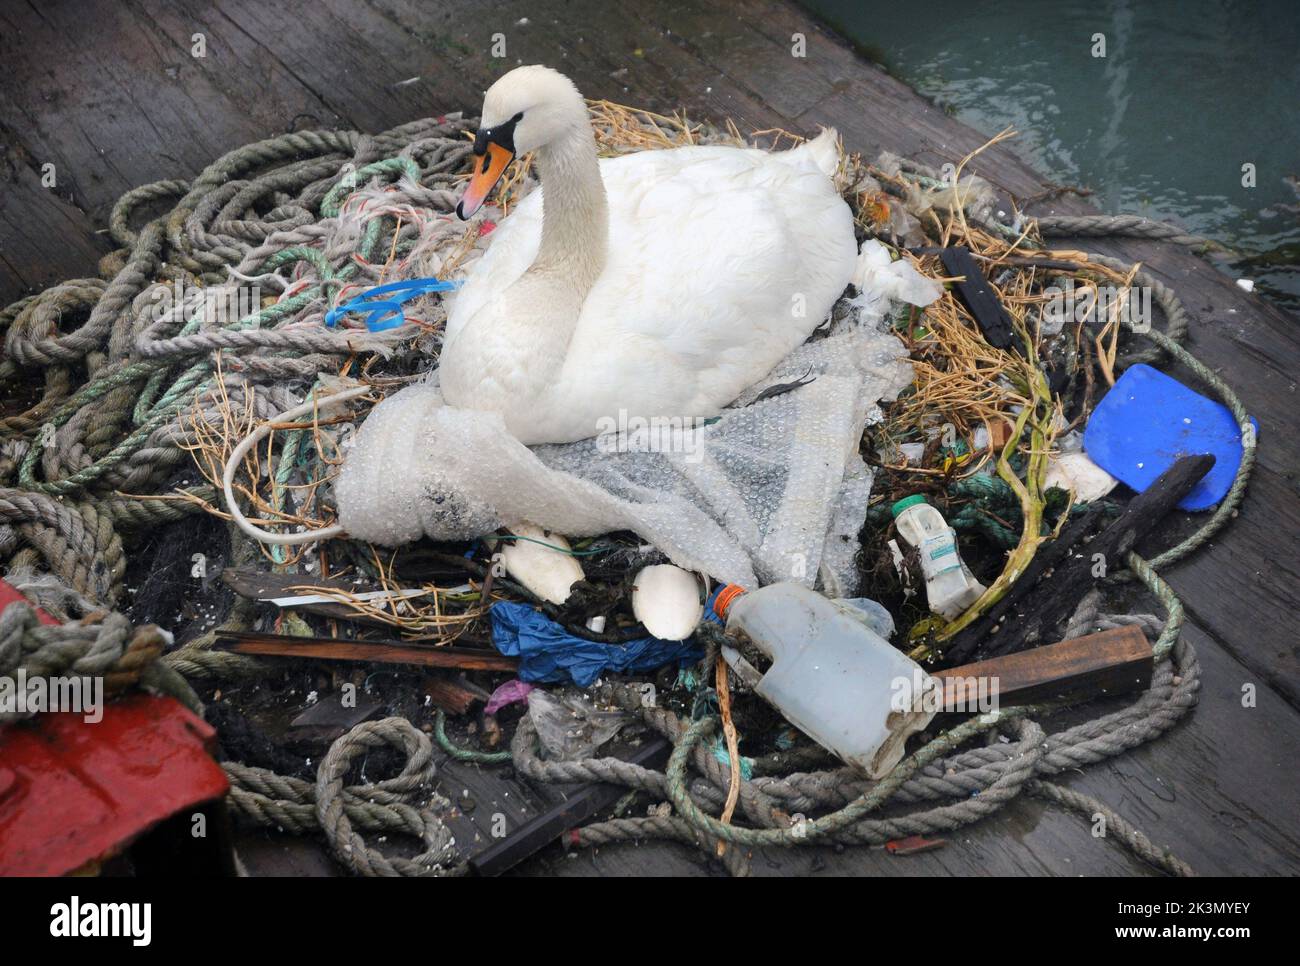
left=789, top=126, right=842, bottom=178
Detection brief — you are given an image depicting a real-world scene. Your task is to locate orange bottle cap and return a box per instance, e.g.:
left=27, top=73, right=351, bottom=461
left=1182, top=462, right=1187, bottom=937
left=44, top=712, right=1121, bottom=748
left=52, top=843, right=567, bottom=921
left=712, top=583, right=747, bottom=620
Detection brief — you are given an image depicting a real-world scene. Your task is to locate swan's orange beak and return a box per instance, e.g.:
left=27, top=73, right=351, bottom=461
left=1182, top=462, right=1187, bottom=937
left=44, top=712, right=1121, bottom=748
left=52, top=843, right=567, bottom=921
left=457, top=142, right=514, bottom=220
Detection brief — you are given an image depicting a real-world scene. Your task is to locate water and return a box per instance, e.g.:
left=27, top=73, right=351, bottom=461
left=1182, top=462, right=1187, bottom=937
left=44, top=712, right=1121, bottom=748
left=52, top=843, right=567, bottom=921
left=805, top=0, right=1300, bottom=307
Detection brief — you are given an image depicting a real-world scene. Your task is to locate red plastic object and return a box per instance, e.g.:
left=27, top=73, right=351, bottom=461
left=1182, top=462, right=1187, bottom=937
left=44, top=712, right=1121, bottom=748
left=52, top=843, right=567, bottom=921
left=0, top=694, right=229, bottom=875
left=885, top=834, right=946, bottom=856
left=0, top=579, right=58, bottom=626
left=0, top=579, right=229, bottom=876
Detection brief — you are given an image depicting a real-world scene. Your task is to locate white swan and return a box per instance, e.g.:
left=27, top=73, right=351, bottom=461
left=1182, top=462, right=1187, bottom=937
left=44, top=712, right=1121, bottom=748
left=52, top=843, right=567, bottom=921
left=440, top=65, right=857, bottom=445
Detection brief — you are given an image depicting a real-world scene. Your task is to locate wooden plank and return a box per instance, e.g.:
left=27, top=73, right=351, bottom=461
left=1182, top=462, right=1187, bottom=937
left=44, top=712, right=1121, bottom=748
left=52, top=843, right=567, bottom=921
left=0, top=106, right=114, bottom=297
left=216, top=631, right=519, bottom=672
left=422, top=676, right=482, bottom=715
left=933, top=626, right=1153, bottom=709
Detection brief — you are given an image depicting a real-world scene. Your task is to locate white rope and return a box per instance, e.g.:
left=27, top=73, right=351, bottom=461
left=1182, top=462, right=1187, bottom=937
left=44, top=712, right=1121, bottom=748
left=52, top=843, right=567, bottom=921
left=221, top=385, right=372, bottom=546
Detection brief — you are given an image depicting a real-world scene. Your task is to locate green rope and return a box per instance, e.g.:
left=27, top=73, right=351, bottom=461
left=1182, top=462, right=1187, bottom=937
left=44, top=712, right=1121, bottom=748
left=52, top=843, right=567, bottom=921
left=433, top=710, right=512, bottom=764
left=665, top=704, right=1030, bottom=847
left=12, top=172, right=405, bottom=500
left=320, top=158, right=423, bottom=218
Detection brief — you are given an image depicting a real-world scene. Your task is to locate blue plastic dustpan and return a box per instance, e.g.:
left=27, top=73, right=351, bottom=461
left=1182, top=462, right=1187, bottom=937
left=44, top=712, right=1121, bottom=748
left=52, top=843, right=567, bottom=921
left=1083, top=364, right=1256, bottom=511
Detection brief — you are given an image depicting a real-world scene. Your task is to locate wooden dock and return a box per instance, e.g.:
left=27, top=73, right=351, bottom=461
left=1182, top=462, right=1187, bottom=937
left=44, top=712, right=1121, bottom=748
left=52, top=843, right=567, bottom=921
left=2, top=0, right=1297, bottom=876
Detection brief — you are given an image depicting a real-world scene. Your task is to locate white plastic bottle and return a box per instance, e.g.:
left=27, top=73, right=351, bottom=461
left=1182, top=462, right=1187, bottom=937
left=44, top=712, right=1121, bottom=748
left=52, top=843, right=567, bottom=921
left=712, top=583, right=936, bottom=779
left=891, top=495, right=986, bottom=621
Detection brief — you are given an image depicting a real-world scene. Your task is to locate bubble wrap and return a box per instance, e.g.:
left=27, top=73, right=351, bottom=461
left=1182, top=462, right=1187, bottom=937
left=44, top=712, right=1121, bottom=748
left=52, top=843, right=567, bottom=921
left=334, top=310, right=912, bottom=592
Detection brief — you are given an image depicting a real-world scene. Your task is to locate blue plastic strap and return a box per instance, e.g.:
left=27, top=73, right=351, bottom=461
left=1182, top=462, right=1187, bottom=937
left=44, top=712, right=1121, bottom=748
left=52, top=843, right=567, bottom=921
left=324, top=277, right=462, bottom=331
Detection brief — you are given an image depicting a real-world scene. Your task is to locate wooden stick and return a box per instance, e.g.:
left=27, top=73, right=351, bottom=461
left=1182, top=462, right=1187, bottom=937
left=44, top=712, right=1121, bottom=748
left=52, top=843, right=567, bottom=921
left=422, top=676, right=483, bottom=715
left=215, top=631, right=518, bottom=672
left=941, top=503, right=1105, bottom=665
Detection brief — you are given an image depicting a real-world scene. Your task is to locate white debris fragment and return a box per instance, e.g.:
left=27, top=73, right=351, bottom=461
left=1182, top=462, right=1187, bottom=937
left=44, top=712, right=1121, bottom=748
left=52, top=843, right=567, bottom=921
left=849, top=239, right=943, bottom=324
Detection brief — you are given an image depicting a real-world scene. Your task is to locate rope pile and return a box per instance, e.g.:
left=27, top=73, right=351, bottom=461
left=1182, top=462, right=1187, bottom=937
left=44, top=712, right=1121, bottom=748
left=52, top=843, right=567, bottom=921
left=1, top=115, right=479, bottom=608
left=226, top=717, right=464, bottom=877
left=0, top=111, right=1254, bottom=877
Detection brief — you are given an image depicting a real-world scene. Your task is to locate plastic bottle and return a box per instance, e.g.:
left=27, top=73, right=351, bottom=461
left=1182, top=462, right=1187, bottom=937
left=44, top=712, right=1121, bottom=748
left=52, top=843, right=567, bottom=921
left=891, top=495, right=986, bottom=621
left=712, top=583, right=936, bottom=779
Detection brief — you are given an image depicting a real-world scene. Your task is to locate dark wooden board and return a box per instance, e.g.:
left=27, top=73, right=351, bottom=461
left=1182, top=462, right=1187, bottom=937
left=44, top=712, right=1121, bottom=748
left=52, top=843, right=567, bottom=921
left=3, top=0, right=1298, bottom=877
left=947, top=456, right=1215, bottom=663
left=934, top=626, right=1154, bottom=709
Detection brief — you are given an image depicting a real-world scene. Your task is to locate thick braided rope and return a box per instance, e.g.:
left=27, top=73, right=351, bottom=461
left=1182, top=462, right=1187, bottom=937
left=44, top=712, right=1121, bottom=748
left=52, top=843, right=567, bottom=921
left=0, top=602, right=178, bottom=724
left=0, top=487, right=125, bottom=602
left=2, top=113, right=477, bottom=555
left=4, top=279, right=110, bottom=368
left=1034, top=213, right=1230, bottom=254
left=224, top=717, right=466, bottom=878
left=133, top=322, right=407, bottom=359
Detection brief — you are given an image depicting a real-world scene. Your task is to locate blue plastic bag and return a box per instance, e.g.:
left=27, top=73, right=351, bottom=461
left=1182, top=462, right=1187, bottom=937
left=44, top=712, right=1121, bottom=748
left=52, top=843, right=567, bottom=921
left=490, top=601, right=702, bottom=687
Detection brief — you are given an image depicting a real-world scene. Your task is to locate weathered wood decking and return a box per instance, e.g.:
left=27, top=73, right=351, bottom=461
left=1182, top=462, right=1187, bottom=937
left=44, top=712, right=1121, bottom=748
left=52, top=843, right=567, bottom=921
left=2, top=0, right=1297, bottom=876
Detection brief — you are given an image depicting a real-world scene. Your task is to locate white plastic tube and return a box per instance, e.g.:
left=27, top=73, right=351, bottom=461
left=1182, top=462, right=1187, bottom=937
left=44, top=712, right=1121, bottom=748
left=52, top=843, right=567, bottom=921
left=221, top=385, right=372, bottom=546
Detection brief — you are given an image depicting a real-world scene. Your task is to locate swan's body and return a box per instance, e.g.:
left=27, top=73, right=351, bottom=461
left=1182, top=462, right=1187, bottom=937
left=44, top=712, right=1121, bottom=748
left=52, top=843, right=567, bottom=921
left=440, top=66, right=856, bottom=444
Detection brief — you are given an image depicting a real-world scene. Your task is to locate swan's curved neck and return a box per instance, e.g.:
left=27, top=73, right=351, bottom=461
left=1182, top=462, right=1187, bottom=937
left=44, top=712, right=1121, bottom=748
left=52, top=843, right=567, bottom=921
left=532, top=123, right=608, bottom=293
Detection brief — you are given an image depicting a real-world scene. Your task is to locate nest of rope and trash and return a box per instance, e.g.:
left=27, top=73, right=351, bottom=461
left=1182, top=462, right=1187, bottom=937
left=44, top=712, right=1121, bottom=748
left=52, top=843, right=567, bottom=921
left=0, top=106, right=1252, bottom=877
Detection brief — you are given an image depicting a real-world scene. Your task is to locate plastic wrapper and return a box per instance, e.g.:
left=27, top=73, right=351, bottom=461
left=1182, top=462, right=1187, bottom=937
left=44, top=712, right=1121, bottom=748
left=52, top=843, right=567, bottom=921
left=489, top=600, right=701, bottom=685
left=335, top=274, right=916, bottom=592
left=527, top=689, right=631, bottom=762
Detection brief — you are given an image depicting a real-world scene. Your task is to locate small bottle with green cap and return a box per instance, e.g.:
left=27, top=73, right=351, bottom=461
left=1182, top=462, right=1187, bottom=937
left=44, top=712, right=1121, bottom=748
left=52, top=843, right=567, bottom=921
left=891, top=494, right=986, bottom=621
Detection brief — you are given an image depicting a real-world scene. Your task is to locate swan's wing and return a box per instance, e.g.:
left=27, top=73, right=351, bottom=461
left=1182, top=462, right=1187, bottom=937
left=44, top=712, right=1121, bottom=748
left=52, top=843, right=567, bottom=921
left=559, top=147, right=855, bottom=415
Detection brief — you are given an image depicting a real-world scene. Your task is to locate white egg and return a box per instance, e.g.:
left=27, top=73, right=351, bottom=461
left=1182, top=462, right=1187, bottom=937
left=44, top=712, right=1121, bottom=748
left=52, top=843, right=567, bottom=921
left=631, top=565, right=706, bottom=641
left=496, top=522, right=584, bottom=605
